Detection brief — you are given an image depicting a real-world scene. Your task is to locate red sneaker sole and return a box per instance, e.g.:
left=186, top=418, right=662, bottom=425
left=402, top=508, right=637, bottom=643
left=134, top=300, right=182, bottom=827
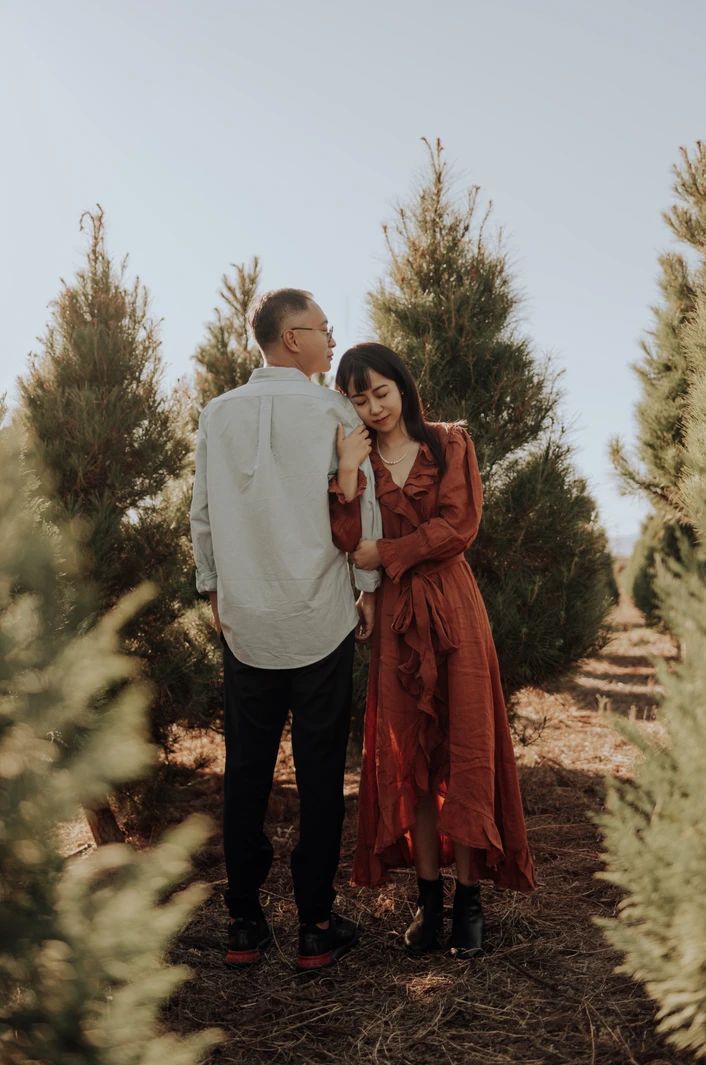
left=225, top=948, right=262, bottom=966
left=296, top=949, right=335, bottom=970
left=296, top=935, right=359, bottom=971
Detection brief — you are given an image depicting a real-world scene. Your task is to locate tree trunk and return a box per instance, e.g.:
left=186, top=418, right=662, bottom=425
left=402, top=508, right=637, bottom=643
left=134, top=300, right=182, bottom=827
left=83, top=801, right=125, bottom=845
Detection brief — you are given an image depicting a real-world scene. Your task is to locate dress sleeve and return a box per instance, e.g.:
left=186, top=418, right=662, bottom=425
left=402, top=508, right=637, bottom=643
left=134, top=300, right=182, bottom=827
left=376, top=427, right=483, bottom=583
left=328, top=469, right=366, bottom=553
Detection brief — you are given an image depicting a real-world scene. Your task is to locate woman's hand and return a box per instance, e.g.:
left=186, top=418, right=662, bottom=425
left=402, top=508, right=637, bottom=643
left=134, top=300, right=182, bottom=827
left=351, top=539, right=382, bottom=570
left=336, top=424, right=371, bottom=471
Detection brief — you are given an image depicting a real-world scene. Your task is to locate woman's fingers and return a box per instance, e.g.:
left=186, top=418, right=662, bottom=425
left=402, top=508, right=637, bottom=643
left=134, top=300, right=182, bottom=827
left=337, top=424, right=372, bottom=467
left=356, top=426, right=372, bottom=456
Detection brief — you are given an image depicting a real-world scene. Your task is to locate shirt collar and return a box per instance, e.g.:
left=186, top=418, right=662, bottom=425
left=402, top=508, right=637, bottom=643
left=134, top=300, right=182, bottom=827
left=249, top=366, right=312, bottom=383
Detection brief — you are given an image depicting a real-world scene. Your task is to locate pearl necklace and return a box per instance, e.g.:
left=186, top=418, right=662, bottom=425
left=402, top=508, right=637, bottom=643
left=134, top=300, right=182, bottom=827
left=377, top=440, right=416, bottom=466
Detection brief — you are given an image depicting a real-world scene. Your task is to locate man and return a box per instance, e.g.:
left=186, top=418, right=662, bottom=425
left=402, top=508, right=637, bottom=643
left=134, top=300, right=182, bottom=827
left=190, top=288, right=381, bottom=971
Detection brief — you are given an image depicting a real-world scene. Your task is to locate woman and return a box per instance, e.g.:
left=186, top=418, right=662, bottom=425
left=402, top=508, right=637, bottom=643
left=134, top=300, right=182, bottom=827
left=332, top=342, right=536, bottom=957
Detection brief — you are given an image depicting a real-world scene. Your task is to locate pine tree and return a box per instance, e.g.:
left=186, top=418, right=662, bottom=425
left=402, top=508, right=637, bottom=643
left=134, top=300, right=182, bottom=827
left=611, top=253, right=695, bottom=508
left=680, top=267, right=706, bottom=534
left=0, top=424, right=218, bottom=1065
left=192, top=257, right=262, bottom=414
left=18, top=208, right=222, bottom=834
left=598, top=273, right=706, bottom=1058
left=598, top=143, right=706, bottom=1060
left=367, top=139, right=615, bottom=697
left=611, top=143, right=706, bottom=623
left=623, top=512, right=685, bottom=624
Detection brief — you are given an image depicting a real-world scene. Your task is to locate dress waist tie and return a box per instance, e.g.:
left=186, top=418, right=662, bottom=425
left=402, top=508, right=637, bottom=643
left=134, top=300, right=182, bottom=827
left=390, top=553, right=467, bottom=717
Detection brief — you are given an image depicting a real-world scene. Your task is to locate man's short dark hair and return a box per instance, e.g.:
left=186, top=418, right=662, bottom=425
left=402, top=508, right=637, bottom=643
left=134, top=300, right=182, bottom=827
left=250, top=288, right=313, bottom=350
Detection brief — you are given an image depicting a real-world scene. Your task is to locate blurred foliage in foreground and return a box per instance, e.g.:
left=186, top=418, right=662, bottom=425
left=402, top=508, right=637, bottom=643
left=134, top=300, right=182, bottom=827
left=600, top=139, right=706, bottom=1063
left=0, top=425, right=219, bottom=1065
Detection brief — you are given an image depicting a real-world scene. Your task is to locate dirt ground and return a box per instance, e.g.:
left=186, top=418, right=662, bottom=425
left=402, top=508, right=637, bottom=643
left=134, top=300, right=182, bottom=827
left=61, top=579, right=688, bottom=1064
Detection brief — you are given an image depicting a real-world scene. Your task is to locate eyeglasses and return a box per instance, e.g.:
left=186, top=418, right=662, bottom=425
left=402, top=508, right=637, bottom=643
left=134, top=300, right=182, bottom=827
left=288, top=325, right=335, bottom=342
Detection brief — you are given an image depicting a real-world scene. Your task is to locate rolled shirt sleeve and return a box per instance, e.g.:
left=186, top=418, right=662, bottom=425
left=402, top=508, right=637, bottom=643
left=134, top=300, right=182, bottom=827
left=190, top=409, right=218, bottom=594
left=355, top=450, right=382, bottom=592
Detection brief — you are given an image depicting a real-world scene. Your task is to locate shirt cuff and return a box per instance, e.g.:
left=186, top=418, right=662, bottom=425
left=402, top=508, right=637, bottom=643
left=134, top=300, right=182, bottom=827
left=195, top=571, right=218, bottom=594
left=328, top=469, right=367, bottom=504
left=354, top=566, right=381, bottom=592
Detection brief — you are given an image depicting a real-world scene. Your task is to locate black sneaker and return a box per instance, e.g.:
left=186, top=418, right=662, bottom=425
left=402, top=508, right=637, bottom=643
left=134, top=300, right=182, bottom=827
left=225, top=915, right=273, bottom=967
left=296, top=912, right=360, bottom=971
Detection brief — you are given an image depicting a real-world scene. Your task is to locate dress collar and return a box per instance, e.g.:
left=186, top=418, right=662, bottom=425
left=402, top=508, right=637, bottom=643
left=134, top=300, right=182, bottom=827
left=372, top=441, right=438, bottom=522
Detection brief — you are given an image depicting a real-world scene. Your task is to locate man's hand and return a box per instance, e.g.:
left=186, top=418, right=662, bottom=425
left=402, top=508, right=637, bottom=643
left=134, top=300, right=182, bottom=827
left=356, top=591, right=376, bottom=642
left=351, top=539, right=382, bottom=570
left=208, top=591, right=221, bottom=635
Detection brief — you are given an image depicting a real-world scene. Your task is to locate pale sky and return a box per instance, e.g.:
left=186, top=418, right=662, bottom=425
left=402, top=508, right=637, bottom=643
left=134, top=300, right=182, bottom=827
left=3, top=0, right=705, bottom=545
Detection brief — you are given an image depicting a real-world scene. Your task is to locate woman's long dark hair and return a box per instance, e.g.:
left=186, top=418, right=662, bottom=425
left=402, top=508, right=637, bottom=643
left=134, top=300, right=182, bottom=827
left=335, top=342, right=446, bottom=473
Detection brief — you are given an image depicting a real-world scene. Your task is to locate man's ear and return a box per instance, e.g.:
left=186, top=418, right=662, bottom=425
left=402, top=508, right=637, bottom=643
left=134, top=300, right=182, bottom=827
left=281, top=328, right=297, bottom=353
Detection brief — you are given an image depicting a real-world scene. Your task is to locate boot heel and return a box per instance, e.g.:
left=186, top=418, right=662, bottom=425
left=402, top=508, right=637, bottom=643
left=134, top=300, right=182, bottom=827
left=449, top=881, right=484, bottom=957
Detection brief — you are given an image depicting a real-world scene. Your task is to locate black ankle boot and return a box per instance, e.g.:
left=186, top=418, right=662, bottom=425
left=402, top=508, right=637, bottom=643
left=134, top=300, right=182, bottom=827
left=404, top=876, right=444, bottom=956
left=449, top=881, right=484, bottom=957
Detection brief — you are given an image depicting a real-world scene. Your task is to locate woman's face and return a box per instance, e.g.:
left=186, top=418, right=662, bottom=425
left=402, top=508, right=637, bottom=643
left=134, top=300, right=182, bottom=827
left=346, top=368, right=403, bottom=434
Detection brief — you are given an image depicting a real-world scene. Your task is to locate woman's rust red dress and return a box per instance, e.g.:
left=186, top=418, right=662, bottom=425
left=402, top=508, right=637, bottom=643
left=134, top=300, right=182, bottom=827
left=352, top=423, right=536, bottom=891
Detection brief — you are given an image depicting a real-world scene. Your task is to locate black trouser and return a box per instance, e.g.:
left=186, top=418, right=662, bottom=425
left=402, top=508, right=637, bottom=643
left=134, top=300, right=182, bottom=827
left=222, top=629, right=355, bottom=926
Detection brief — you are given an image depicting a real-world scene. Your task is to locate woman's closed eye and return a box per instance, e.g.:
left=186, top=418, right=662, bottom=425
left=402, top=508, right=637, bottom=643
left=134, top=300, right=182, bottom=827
left=353, top=391, right=388, bottom=407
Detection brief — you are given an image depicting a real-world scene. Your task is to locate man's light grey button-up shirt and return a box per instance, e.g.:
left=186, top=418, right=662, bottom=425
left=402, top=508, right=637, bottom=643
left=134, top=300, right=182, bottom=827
left=190, top=366, right=382, bottom=669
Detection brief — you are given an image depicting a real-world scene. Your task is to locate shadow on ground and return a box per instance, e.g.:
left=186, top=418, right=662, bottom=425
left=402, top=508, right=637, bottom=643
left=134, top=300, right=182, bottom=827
left=159, top=588, right=684, bottom=1064
left=165, top=751, right=682, bottom=1065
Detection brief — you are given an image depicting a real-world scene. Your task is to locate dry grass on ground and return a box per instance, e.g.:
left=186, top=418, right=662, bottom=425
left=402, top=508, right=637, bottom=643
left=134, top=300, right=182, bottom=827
left=61, top=580, right=687, bottom=1064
